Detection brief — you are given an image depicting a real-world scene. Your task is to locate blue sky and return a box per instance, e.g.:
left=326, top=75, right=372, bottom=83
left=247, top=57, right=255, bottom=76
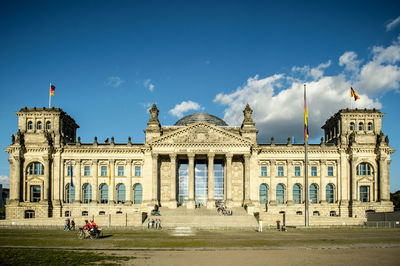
left=1, top=0, right=400, bottom=191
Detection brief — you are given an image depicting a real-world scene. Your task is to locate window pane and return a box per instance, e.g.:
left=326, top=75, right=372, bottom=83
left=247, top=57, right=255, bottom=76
left=261, top=166, right=267, bottom=176
left=214, top=161, right=224, bottom=201
left=31, top=185, right=41, bottom=202
left=311, top=167, right=317, bottom=176
left=135, top=166, right=141, bottom=176
left=100, top=184, right=108, bottom=203
left=276, top=184, right=285, bottom=204
left=134, top=184, right=143, bottom=204
left=326, top=184, right=334, bottom=203
left=328, top=166, right=333, bottom=176
left=295, top=166, right=300, bottom=176
left=117, top=184, right=126, bottom=203
left=310, top=184, right=318, bottom=203
left=259, top=184, right=268, bottom=204
left=293, top=184, right=301, bottom=204
left=360, top=186, right=369, bottom=202
left=83, top=184, right=92, bottom=203
left=118, top=166, right=124, bottom=176
left=278, top=167, right=284, bottom=176
left=101, top=166, right=107, bottom=176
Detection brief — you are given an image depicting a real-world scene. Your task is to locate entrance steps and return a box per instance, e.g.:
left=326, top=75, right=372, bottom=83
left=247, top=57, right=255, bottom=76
left=145, top=207, right=258, bottom=229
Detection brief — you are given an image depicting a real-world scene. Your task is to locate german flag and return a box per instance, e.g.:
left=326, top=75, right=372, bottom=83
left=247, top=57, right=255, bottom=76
left=304, top=84, right=309, bottom=140
left=350, top=87, right=360, bottom=101
left=50, top=85, right=56, bottom=96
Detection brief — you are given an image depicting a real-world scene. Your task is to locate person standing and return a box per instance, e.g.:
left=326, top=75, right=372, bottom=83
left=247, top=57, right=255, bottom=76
left=258, top=220, right=263, bottom=232
left=71, top=219, right=75, bottom=230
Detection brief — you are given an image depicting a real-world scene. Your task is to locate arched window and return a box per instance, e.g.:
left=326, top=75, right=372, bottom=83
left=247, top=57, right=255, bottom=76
left=27, top=121, right=33, bottom=130
left=349, top=122, right=355, bottom=131
left=259, top=184, right=268, bottom=204
left=309, top=184, right=318, bottom=204
left=367, top=122, right=373, bottom=131
left=82, top=183, right=92, bottom=203
left=276, top=184, right=285, bottom=204
left=117, top=183, right=126, bottom=203
left=36, top=121, right=42, bottom=130
left=326, top=184, right=334, bottom=203
left=133, top=183, right=143, bottom=204
left=293, top=184, right=302, bottom=204
left=65, top=183, right=75, bottom=203
left=28, top=162, right=44, bottom=175
left=46, top=121, right=51, bottom=130
left=100, top=184, right=108, bottom=204
left=358, top=122, right=364, bottom=130
left=357, top=163, right=372, bottom=175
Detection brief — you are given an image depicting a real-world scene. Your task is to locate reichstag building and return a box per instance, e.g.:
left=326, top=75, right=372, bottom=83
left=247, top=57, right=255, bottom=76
left=5, top=104, right=394, bottom=225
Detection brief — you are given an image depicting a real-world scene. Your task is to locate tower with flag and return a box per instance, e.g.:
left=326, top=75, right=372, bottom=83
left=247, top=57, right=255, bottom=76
left=49, top=83, right=56, bottom=108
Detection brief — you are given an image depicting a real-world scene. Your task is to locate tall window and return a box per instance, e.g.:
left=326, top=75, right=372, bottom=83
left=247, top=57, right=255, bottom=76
left=67, top=165, right=73, bottom=176
left=100, top=184, right=108, bottom=203
left=326, top=184, right=334, bottom=203
left=367, top=122, right=373, bottom=131
left=83, top=183, right=92, bottom=203
left=84, top=166, right=90, bottom=176
left=293, top=184, right=302, bottom=204
left=117, top=184, right=126, bottom=203
left=28, top=162, right=44, bottom=175
left=350, top=122, right=355, bottom=130
left=135, top=166, right=141, bottom=176
left=261, top=166, right=267, bottom=177
left=311, top=166, right=317, bottom=176
left=46, top=121, right=51, bottom=130
left=36, top=121, right=42, bottom=130
left=101, top=166, right=107, bottom=176
left=259, top=184, right=268, bottom=204
left=30, top=185, right=41, bottom=202
left=276, top=184, right=285, bottom=204
left=214, top=161, right=224, bottom=201
left=359, top=122, right=364, bottom=130
left=133, top=183, right=143, bottom=204
left=27, top=121, right=33, bottom=130
left=278, top=166, right=284, bottom=177
left=328, top=166, right=334, bottom=176
left=294, top=166, right=301, bottom=176
left=360, top=186, right=370, bottom=202
left=118, top=166, right=124, bottom=177
left=65, top=183, right=75, bottom=203
left=357, top=163, right=372, bottom=175
left=310, top=184, right=318, bottom=203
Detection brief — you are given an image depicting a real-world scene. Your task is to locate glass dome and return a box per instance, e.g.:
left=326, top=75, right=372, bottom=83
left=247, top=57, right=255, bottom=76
left=174, top=112, right=228, bottom=126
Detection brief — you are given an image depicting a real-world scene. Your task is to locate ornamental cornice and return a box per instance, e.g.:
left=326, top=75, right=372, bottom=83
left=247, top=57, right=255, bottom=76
left=258, top=149, right=339, bottom=155
left=151, top=143, right=251, bottom=149
left=63, top=148, right=145, bottom=154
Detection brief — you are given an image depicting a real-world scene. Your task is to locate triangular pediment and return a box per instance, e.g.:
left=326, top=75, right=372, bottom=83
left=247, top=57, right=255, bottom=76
left=150, top=122, right=253, bottom=146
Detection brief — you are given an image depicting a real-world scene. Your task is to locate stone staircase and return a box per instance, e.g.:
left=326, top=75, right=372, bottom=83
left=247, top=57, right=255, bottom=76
left=145, top=207, right=259, bottom=229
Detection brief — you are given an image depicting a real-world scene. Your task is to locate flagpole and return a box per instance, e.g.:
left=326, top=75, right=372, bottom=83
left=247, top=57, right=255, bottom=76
left=69, top=160, right=72, bottom=218
left=49, top=83, right=52, bottom=108
left=304, top=84, right=309, bottom=227
left=108, top=160, right=110, bottom=228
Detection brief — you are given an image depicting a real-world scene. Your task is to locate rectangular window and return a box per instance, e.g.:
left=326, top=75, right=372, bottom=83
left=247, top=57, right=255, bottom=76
left=135, top=166, right=141, bottom=176
left=360, top=186, right=370, bottom=202
left=311, top=166, right=317, bottom=176
left=294, top=166, right=301, bottom=176
left=101, top=166, right=107, bottom=176
left=67, top=165, right=73, bottom=176
left=261, top=166, right=267, bottom=176
left=118, top=166, right=124, bottom=176
left=84, top=166, right=90, bottom=176
left=328, top=166, right=333, bottom=176
left=278, top=166, right=284, bottom=177
left=31, top=185, right=41, bottom=202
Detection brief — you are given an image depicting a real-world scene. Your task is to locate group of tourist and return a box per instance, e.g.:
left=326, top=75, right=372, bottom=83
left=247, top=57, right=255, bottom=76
left=64, top=218, right=75, bottom=230
left=215, top=201, right=232, bottom=216
left=147, top=219, right=162, bottom=230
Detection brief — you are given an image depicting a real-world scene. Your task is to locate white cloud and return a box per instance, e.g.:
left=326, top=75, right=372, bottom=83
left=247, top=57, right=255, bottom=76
left=386, top=16, right=400, bottom=32
left=104, top=76, right=125, bottom=87
left=0, top=175, right=9, bottom=188
left=169, top=100, right=204, bottom=118
left=214, top=38, right=400, bottom=142
left=144, top=79, right=155, bottom=92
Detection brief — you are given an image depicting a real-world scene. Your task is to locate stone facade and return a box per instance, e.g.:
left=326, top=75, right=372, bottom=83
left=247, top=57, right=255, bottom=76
left=4, top=105, right=394, bottom=224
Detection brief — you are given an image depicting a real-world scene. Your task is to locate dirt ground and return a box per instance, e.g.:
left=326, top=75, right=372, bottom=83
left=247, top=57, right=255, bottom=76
left=110, top=247, right=400, bottom=266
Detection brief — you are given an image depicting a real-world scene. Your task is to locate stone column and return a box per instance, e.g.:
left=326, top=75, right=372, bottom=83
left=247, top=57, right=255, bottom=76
left=75, top=160, right=82, bottom=203
left=42, top=156, right=50, bottom=202
left=226, top=153, right=233, bottom=203
left=244, top=154, right=251, bottom=205
left=351, top=156, right=358, bottom=203
left=270, top=160, right=276, bottom=204
left=320, top=160, right=326, bottom=203
left=109, top=159, right=115, bottom=204
left=169, top=154, right=177, bottom=208
left=126, top=160, right=133, bottom=204
left=92, top=160, right=98, bottom=203
left=287, top=160, right=293, bottom=205
left=187, top=153, right=195, bottom=208
left=207, top=153, right=215, bottom=209
left=152, top=154, right=158, bottom=204
left=10, top=157, right=21, bottom=202
left=379, top=157, right=390, bottom=201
